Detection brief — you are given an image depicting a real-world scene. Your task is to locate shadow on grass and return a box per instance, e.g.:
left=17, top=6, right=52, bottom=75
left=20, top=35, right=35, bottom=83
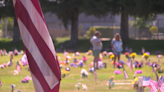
left=0, top=38, right=163, bottom=54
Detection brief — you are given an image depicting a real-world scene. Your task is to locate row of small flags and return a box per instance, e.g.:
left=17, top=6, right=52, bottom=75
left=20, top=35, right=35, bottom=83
left=122, top=64, right=164, bottom=92
left=0, top=63, right=20, bottom=88
left=125, top=46, right=145, bottom=54
left=142, top=76, right=164, bottom=92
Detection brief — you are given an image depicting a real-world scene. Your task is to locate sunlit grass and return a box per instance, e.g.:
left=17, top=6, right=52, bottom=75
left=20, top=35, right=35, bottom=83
left=0, top=53, right=164, bottom=92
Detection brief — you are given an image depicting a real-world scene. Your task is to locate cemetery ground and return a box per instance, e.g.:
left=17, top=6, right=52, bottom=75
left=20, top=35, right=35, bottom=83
left=0, top=53, right=164, bottom=92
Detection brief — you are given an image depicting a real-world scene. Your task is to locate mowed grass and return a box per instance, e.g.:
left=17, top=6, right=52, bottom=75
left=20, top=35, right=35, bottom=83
left=0, top=53, right=164, bottom=92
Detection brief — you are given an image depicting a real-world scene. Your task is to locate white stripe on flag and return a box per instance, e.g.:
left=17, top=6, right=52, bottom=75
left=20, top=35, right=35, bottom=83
left=17, top=19, right=59, bottom=89
left=149, top=81, right=158, bottom=92
left=20, top=0, right=56, bottom=58
left=31, top=73, right=44, bottom=92
left=143, top=81, right=150, bottom=86
left=160, top=84, right=164, bottom=92
left=123, top=70, right=128, bottom=79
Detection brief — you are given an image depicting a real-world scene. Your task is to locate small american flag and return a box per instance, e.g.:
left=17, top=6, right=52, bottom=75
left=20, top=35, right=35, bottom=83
left=0, top=79, right=2, bottom=87
left=128, top=48, right=133, bottom=54
left=149, top=80, right=158, bottom=92
left=152, top=67, right=159, bottom=81
left=123, top=67, right=128, bottom=80
left=158, top=76, right=164, bottom=92
left=143, top=76, right=151, bottom=86
left=158, top=76, right=163, bottom=88
left=16, top=63, right=21, bottom=72
left=142, top=47, right=145, bottom=54
left=127, top=58, right=133, bottom=71
left=94, top=71, right=97, bottom=81
left=160, top=83, right=164, bottom=92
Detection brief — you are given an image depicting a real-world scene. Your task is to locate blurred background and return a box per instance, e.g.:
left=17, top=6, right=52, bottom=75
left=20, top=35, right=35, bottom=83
left=0, top=0, right=164, bottom=53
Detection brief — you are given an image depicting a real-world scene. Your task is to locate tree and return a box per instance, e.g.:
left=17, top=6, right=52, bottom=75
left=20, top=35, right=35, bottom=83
left=84, top=0, right=134, bottom=41
left=129, top=16, right=155, bottom=29
left=40, top=0, right=85, bottom=46
left=0, top=0, right=21, bottom=42
left=0, top=17, right=14, bottom=37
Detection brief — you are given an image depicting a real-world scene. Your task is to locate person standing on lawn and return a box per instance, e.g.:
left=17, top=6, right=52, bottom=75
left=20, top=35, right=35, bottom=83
left=90, top=31, right=102, bottom=70
left=111, top=33, right=123, bottom=68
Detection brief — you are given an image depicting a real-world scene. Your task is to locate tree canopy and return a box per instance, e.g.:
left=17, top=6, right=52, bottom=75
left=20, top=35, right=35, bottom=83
left=1, top=0, right=164, bottom=44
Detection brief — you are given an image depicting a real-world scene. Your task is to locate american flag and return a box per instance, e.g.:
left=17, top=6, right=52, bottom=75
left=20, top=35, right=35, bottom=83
left=16, top=64, right=21, bottom=72
left=94, top=71, right=97, bottom=81
left=0, top=79, right=2, bottom=87
left=13, top=0, right=61, bottom=92
left=160, top=83, right=164, bottom=92
left=152, top=67, right=159, bottom=81
left=149, top=80, right=158, bottom=92
left=158, top=76, right=164, bottom=92
left=127, top=58, right=133, bottom=71
left=128, top=48, right=133, bottom=54
left=142, top=47, right=145, bottom=54
left=123, top=67, right=128, bottom=80
left=143, top=76, right=151, bottom=87
left=158, top=76, right=163, bottom=88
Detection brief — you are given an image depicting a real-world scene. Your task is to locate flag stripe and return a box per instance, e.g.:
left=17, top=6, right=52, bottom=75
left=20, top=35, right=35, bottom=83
left=18, top=19, right=59, bottom=89
left=25, top=46, right=50, bottom=92
left=160, top=84, right=164, bottom=92
left=13, top=0, right=61, bottom=91
left=31, top=73, right=44, bottom=92
left=20, top=0, right=56, bottom=59
left=14, top=1, right=61, bottom=81
left=50, top=82, right=60, bottom=92
left=30, top=0, right=46, bottom=23
left=149, top=80, right=158, bottom=92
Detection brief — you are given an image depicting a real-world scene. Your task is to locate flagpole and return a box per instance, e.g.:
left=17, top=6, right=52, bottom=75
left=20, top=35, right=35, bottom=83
left=152, top=66, right=159, bottom=81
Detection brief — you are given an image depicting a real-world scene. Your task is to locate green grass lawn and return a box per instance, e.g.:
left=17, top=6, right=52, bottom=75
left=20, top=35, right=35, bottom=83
left=0, top=53, right=164, bottom=92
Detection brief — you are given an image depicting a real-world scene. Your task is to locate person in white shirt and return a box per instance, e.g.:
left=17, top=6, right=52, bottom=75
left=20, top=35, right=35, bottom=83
left=90, top=31, right=102, bottom=70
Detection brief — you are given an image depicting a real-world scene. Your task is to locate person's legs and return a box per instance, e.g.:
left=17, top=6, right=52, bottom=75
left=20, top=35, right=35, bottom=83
left=114, top=55, right=117, bottom=68
left=94, top=57, right=99, bottom=69
left=118, top=55, right=120, bottom=62
left=118, top=52, right=121, bottom=62
left=93, top=50, right=100, bottom=70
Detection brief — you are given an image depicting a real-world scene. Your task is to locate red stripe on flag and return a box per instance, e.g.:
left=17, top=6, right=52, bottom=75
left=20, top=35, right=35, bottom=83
left=30, top=0, right=47, bottom=24
left=50, top=82, right=60, bottom=92
left=14, top=2, right=61, bottom=81
left=25, top=47, right=50, bottom=92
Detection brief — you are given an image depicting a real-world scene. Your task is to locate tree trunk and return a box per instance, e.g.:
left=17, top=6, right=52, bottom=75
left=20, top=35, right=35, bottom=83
left=120, top=10, right=129, bottom=41
left=13, top=17, right=21, bottom=42
left=70, top=11, right=79, bottom=46
left=5, top=17, right=8, bottom=38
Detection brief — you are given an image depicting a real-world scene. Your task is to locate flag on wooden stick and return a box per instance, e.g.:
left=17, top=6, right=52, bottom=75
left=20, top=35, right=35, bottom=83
left=123, top=66, right=129, bottom=80
left=94, top=71, right=97, bottom=81
left=142, top=47, right=145, bottom=54
left=127, top=58, right=133, bottom=71
left=13, top=0, right=61, bottom=92
left=0, top=79, right=2, bottom=88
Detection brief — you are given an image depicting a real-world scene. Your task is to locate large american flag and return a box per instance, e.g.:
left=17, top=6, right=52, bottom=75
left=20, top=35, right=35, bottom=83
left=13, top=0, right=61, bottom=92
